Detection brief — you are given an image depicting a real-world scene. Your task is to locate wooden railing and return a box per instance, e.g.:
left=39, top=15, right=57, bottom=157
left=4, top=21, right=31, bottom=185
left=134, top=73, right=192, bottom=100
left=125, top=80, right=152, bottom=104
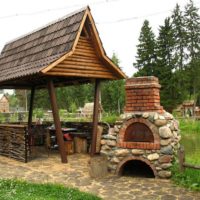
left=178, top=146, right=200, bottom=172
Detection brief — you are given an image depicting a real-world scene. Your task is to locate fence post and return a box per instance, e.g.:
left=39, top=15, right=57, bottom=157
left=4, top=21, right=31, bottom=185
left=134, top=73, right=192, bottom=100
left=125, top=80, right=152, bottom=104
left=178, top=146, right=185, bottom=172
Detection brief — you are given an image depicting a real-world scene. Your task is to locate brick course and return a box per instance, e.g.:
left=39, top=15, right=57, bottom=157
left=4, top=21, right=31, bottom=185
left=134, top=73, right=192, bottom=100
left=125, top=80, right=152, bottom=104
left=125, top=76, right=163, bottom=113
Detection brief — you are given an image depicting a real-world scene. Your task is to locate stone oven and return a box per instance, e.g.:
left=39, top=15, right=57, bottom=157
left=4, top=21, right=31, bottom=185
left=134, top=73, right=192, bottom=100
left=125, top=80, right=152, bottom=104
left=100, top=76, right=181, bottom=178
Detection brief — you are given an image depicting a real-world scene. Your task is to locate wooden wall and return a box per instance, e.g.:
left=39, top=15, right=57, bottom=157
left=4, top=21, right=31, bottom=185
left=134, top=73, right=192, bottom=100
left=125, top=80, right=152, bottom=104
left=47, top=36, right=117, bottom=79
left=0, top=124, right=27, bottom=162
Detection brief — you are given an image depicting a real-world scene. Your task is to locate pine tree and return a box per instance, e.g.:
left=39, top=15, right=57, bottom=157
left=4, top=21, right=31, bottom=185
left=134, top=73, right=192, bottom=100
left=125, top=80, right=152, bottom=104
left=156, top=18, right=182, bottom=111
left=170, top=4, right=188, bottom=105
left=134, top=20, right=157, bottom=76
left=184, top=0, right=200, bottom=98
left=184, top=0, right=200, bottom=60
left=171, top=4, right=186, bottom=70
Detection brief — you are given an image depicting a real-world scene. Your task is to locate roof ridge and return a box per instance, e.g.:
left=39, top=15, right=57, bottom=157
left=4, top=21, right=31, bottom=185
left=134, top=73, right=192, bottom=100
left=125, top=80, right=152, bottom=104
left=5, top=6, right=89, bottom=46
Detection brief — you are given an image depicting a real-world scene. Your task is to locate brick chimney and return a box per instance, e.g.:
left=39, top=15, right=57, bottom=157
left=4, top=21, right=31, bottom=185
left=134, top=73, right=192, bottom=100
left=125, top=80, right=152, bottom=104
left=125, top=76, right=163, bottom=113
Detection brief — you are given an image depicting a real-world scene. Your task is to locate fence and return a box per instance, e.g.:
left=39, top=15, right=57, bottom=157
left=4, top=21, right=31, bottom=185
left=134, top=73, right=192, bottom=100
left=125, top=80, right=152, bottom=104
left=0, top=124, right=28, bottom=162
left=178, top=146, right=200, bottom=172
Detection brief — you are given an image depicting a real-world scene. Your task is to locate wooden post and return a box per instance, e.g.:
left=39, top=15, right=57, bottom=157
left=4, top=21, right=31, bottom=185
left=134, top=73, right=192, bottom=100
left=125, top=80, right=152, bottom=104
left=28, top=87, right=35, bottom=130
left=27, top=87, right=35, bottom=158
left=47, top=80, right=67, bottom=163
left=178, top=146, right=185, bottom=172
left=91, top=79, right=101, bottom=156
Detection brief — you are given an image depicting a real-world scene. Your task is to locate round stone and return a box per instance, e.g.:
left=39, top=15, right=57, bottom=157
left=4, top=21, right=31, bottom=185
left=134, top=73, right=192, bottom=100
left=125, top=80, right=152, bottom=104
left=159, top=155, right=172, bottom=163
left=102, top=134, right=116, bottom=140
left=142, top=112, right=149, bottom=118
left=101, top=140, right=106, bottom=145
left=159, top=126, right=172, bottom=139
left=101, top=145, right=111, bottom=150
left=100, top=150, right=109, bottom=156
left=120, top=114, right=126, bottom=120
left=164, top=112, right=174, bottom=120
left=160, top=139, right=171, bottom=146
left=148, top=114, right=154, bottom=122
left=106, top=140, right=116, bottom=146
left=160, top=145, right=173, bottom=155
left=114, top=149, right=130, bottom=157
left=154, top=113, right=159, bottom=120
left=158, top=170, right=172, bottom=178
left=131, top=149, right=144, bottom=155
left=160, top=163, right=172, bottom=169
left=159, top=115, right=166, bottom=120
left=147, top=153, right=159, bottom=161
left=110, top=157, right=120, bottom=163
left=155, top=119, right=167, bottom=127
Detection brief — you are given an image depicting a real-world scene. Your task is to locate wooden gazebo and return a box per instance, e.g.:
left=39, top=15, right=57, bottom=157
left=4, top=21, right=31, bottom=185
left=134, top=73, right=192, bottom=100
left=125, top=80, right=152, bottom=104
left=0, top=6, right=126, bottom=163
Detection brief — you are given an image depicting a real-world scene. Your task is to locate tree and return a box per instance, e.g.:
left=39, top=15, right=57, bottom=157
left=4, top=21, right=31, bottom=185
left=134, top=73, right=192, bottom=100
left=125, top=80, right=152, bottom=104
left=134, top=20, right=157, bottom=76
left=101, top=53, right=125, bottom=114
left=170, top=4, right=188, bottom=104
left=184, top=0, right=200, bottom=98
left=156, top=17, right=182, bottom=111
left=184, top=0, right=200, bottom=60
left=171, top=4, right=187, bottom=70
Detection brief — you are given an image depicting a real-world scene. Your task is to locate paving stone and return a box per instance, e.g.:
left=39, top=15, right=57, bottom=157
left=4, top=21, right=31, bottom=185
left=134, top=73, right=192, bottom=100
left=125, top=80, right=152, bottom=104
left=0, top=154, right=200, bottom=200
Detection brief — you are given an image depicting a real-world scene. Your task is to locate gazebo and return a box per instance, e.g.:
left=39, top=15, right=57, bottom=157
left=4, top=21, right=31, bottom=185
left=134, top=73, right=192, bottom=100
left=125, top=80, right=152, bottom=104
left=0, top=6, right=126, bottom=163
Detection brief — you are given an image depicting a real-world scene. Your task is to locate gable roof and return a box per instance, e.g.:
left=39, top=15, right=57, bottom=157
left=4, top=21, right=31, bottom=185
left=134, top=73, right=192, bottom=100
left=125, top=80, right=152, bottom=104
left=0, top=7, right=86, bottom=83
left=0, top=6, right=126, bottom=89
left=0, top=94, right=8, bottom=101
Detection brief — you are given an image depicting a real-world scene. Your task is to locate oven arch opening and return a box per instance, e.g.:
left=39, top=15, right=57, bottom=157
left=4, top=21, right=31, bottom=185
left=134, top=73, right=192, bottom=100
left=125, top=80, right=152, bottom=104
left=124, top=122, right=154, bottom=142
left=116, top=157, right=157, bottom=178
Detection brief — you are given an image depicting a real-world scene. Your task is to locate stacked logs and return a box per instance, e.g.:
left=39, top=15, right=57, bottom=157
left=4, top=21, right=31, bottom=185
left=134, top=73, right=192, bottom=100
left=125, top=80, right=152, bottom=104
left=0, top=124, right=27, bottom=162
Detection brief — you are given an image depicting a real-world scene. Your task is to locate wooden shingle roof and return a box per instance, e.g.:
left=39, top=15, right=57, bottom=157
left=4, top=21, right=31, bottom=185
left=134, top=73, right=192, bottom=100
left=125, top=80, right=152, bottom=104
left=0, top=6, right=126, bottom=89
left=0, top=8, right=85, bottom=82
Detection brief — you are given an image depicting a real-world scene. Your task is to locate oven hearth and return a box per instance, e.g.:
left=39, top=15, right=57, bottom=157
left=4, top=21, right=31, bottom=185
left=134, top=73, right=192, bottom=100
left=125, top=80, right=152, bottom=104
left=100, top=76, right=181, bottom=179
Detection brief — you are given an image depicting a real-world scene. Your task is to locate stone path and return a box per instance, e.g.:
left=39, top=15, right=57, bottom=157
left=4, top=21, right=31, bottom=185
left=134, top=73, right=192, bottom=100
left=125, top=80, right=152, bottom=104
left=0, top=152, right=199, bottom=200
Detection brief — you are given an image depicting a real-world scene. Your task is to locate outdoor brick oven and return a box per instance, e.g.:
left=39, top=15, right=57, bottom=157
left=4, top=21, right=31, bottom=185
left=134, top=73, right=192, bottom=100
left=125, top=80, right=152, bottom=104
left=100, top=76, right=181, bottom=178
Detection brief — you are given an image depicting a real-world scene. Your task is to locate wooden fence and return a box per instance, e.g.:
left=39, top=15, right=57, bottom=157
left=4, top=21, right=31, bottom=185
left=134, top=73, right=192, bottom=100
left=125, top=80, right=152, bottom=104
left=0, top=124, right=28, bottom=162
left=178, top=146, right=200, bottom=172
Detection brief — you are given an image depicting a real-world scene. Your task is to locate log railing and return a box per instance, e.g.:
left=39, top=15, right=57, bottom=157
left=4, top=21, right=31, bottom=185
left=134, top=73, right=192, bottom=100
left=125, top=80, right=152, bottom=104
left=0, top=124, right=28, bottom=162
left=178, top=146, right=200, bottom=172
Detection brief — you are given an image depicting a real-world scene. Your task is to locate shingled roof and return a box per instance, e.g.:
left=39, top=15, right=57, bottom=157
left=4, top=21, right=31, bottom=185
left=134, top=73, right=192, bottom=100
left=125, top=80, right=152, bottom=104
left=0, top=6, right=126, bottom=89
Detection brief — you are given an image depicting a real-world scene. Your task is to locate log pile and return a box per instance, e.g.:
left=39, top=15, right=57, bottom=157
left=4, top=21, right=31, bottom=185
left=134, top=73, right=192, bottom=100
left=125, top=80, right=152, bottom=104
left=0, top=124, right=27, bottom=162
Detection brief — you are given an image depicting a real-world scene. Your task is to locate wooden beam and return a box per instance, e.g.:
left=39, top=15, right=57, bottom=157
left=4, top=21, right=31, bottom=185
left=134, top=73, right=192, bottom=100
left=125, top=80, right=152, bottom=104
left=28, top=87, right=35, bottom=130
left=47, top=80, right=67, bottom=163
left=46, top=71, right=116, bottom=79
left=91, top=79, right=101, bottom=156
left=27, top=87, right=35, bottom=160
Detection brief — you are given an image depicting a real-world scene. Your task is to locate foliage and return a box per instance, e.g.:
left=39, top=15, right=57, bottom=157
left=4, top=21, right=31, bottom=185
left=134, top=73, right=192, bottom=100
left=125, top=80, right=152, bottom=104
left=134, top=0, right=200, bottom=111
left=102, top=113, right=119, bottom=124
left=101, top=53, right=125, bottom=114
left=171, top=118, right=200, bottom=191
left=172, top=164, right=200, bottom=191
left=33, top=108, right=44, bottom=119
left=0, top=179, right=101, bottom=200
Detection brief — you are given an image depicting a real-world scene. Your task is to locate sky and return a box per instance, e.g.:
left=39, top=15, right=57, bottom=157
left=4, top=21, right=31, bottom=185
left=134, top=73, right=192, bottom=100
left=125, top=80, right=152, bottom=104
left=0, top=0, right=200, bottom=81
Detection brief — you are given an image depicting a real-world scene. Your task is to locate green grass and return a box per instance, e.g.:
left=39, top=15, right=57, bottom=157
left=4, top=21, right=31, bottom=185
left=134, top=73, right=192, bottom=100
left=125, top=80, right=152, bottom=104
left=0, top=179, right=101, bottom=200
left=179, top=118, right=200, bottom=134
left=172, top=118, right=200, bottom=191
left=172, top=163, right=200, bottom=191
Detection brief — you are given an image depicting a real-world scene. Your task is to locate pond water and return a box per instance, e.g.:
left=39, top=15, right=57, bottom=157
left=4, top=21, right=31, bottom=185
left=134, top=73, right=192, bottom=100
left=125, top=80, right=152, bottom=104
left=181, top=133, right=200, bottom=162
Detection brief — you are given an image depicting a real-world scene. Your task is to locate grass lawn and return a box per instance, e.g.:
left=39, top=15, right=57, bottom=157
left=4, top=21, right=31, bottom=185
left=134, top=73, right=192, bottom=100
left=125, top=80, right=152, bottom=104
left=0, top=179, right=101, bottom=200
left=172, top=118, right=200, bottom=191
